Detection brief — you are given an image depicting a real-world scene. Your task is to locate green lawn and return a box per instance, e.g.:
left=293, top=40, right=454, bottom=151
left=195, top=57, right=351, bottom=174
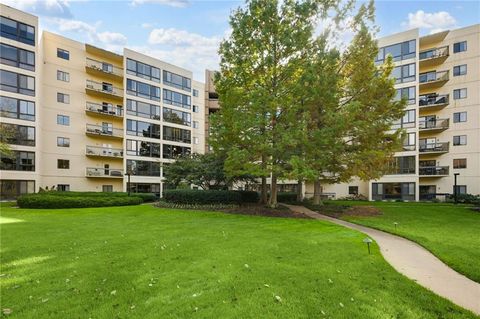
left=0, top=203, right=476, bottom=318
left=328, top=201, right=480, bottom=283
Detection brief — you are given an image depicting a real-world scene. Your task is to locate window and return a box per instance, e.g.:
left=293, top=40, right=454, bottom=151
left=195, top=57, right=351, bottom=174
left=394, top=86, right=415, bottom=105
left=0, top=123, right=35, bottom=146
left=163, top=89, right=191, bottom=109
left=453, top=64, right=467, bottom=76
left=391, top=63, right=415, bottom=83
left=163, top=107, right=191, bottom=126
left=57, top=159, right=70, bottom=169
left=0, top=43, right=35, bottom=71
left=57, top=70, right=70, bottom=82
left=163, top=144, right=191, bottom=159
left=57, top=114, right=70, bottom=126
left=126, top=119, right=161, bottom=139
left=376, top=39, right=416, bottom=63
left=0, top=70, right=35, bottom=96
left=57, top=48, right=69, bottom=60
left=453, top=135, right=467, bottom=146
left=126, top=159, right=161, bottom=176
left=193, top=137, right=199, bottom=145
left=126, top=99, right=160, bottom=119
left=163, top=126, right=191, bottom=143
left=163, top=70, right=191, bottom=91
left=126, top=59, right=160, bottom=82
left=57, top=137, right=70, bottom=147
left=193, top=89, right=199, bottom=97
left=0, top=96, right=35, bottom=121
left=453, top=88, right=467, bottom=100
left=57, top=92, right=70, bottom=104
left=126, top=79, right=161, bottom=101
left=388, top=156, right=416, bottom=174
left=0, top=180, right=35, bottom=200
left=453, top=185, right=467, bottom=195
left=453, top=41, right=467, bottom=53
left=102, top=185, right=113, bottom=192
left=57, top=184, right=70, bottom=191
left=126, top=140, right=161, bottom=157
left=348, top=186, right=358, bottom=195
left=102, top=62, right=113, bottom=73
left=392, top=109, right=415, bottom=129
left=0, top=16, right=35, bottom=46
left=403, top=132, right=416, bottom=151
left=453, top=112, right=467, bottom=123
left=453, top=159, right=467, bottom=169
left=193, top=105, right=199, bottom=113
left=0, top=151, right=35, bottom=171
left=372, top=182, right=415, bottom=200
left=193, top=121, right=199, bottom=129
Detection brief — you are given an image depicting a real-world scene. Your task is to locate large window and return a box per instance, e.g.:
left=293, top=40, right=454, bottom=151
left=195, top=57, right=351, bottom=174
left=372, top=182, right=415, bottom=201
left=126, top=159, right=161, bottom=176
left=0, top=151, right=35, bottom=171
left=376, top=39, right=416, bottom=63
left=0, top=123, right=35, bottom=146
left=392, top=109, right=415, bottom=129
left=391, top=63, right=415, bottom=83
left=0, top=16, right=35, bottom=46
left=126, top=59, right=160, bottom=82
left=126, top=79, right=161, bottom=101
left=163, top=107, right=191, bottom=126
left=453, top=41, right=467, bottom=53
left=0, top=96, right=35, bottom=121
left=163, top=89, right=191, bottom=109
left=163, top=126, right=191, bottom=143
left=128, top=183, right=160, bottom=198
left=126, top=99, right=160, bottom=120
left=388, top=156, right=415, bottom=174
left=0, top=180, right=35, bottom=199
left=126, top=139, right=161, bottom=157
left=403, top=132, right=416, bottom=151
left=0, top=70, right=35, bottom=96
left=126, top=119, right=160, bottom=139
left=0, top=43, right=35, bottom=71
left=163, top=70, right=191, bottom=91
left=163, top=144, right=191, bottom=159
left=453, top=185, right=467, bottom=195
left=394, top=86, right=415, bottom=105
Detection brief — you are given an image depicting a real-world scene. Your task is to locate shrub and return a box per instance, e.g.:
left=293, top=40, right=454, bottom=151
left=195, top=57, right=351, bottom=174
left=163, top=189, right=242, bottom=205
left=447, top=193, right=480, bottom=205
left=277, top=192, right=298, bottom=204
left=17, top=194, right=143, bottom=209
left=133, top=193, right=157, bottom=202
left=156, top=200, right=238, bottom=210
left=235, top=190, right=259, bottom=203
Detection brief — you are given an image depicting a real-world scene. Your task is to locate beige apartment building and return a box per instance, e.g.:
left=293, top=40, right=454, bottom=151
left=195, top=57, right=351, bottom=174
left=0, top=4, right=205, bottom=199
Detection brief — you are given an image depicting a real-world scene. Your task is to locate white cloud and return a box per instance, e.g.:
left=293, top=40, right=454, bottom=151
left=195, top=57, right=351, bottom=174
left=2, top=0, right=73, bottom=18
left=131, top=0, right=189, bottom=8
left=148, top=28, right=220, bottom=47
left=403, top=10, right=457, bottom=34
left=97, top=32, right=127, bottom=45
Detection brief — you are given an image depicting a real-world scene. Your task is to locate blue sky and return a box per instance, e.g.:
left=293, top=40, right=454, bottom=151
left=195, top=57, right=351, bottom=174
left=5, top=0, right=479, bottom=81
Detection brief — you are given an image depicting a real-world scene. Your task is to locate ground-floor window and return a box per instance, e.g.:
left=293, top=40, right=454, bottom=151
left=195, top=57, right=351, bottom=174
left=102, top=185, right=113, bottom=192
left=128, top=183, right=160, bottom=198
left=453, top=185, right=467, bottom=195
left=0, top=179, right=35, bottom=199
left=372, top=182, right=415, bottom=201
left=348, top=186, right=358, bottom=195
left=57, top=184, right=70, bottom=192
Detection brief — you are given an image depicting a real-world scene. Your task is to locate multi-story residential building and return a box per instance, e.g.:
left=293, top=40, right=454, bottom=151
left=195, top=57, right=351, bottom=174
left=205, top=69, right=219, bottom=152
left=0, top=4, right=204, bottom=199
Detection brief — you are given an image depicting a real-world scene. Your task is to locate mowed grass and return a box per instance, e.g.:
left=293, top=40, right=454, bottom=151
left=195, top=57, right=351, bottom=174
left=0, top=203, right=476, bottom=318
left=329, top=201, right=480, bottom=283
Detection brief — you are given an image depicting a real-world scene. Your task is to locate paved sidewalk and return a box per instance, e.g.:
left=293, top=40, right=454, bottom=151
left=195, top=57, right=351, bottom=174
left=285, top=204, right=480, bottom=315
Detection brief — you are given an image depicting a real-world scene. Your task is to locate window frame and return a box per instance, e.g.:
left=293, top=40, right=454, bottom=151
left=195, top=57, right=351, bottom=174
left=0, top=43, right=35, bottom=71
left=0, top=70, right=35, bottom=96
left=0, top=96, right=35, bottom=121
left=453, top=64, right=467, bottom=76
left=0, top=16, right=35, bottom=46
left=453, top=135, right=467, bottom=146
left=453, top=158, right=467, bottom=169
left=453, top=41, right=467, bottom=53
left=57, top=48, right=70, bottom=60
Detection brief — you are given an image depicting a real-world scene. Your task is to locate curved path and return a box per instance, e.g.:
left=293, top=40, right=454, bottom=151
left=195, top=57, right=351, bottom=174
left=285, top=204, right=480, bottom=315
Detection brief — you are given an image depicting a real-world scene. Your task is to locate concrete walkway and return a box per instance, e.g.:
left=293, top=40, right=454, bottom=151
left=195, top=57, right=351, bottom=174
left=285, top=204, right=480, bottom=315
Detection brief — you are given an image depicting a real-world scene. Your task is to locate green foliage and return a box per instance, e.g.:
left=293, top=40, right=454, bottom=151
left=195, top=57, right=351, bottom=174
left=163, top=189, right=242, bottom=205
left=447, top=194, right=480, bottom=205
left=17, top=194, right=143, bottom=209
left=156, top=200, right=238, bottom=210
left=27, top=191, right=157, bottom=202
left=235, top=190, right=259, bottom=203
left=276, top=192, right=298, bottom=204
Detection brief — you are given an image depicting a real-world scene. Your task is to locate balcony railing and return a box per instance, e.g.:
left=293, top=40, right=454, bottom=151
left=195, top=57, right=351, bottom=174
left=86, top=124, right=123, bottom=138
left=86, top=167, right=124, bottom=178
left=86, top=102, right=123, bottom=118
left=419, top=142, right=449, bottom=154
left=419, top=70, right=449, bottom=84
left=419, top=94, right=449, bottom=108
left=419, top=166, right=449, bottom=176
left=86, top=80, right=123, bottom=98
left=86, top=58, right=123, bottom=77
left=419, top=46, right=449, bottom=61
left=419, top=118, right=449, bottom=131
left=86, top=146, right=123, bottom=158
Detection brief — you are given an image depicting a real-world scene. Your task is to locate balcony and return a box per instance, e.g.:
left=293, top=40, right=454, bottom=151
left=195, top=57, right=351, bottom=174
left=419, top=70, right=449, bottom=90
left=419, top=94, right=449, bottom=111
left=419, top=118, right=449, bottom=133
left=86, top=102, right=123, bottom=119
left=85, top=80, right=123, bottom=101
left=419, top=166, right=449, bottom=177
left=85, top=57, right=123, bottom=81
left=86, top=145, right=123, bottom=159
left=86, top=167, right=123, bottom=178
left=86, top=124, right=123, bottom=139
left=419, top=46, right=449, bottom=67
left=419, top=142, right=449, bottom=155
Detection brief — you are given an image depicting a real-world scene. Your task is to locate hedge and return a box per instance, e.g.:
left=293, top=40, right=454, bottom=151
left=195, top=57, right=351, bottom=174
left=17, top=194, right=143, bottom=209
left=277, top=192, right=298, bottom=203
left=164, top=189, right=242, bottom=205
left=235, top=190, right=259, bottom=203
left=35, top=191, right=157, bottom=202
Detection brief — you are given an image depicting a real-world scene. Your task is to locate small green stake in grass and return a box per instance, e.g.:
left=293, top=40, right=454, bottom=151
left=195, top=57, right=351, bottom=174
left=363, top=237, right=373, bottom=255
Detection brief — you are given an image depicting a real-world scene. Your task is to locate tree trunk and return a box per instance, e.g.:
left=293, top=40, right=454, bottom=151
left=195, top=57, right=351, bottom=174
left=269, top=174, right=278, bottom=208
left=313, top=179, right=323, bottom=205
left=260, top=176, right=268, bottom=204
left=296, top=180, right=303, bottom=202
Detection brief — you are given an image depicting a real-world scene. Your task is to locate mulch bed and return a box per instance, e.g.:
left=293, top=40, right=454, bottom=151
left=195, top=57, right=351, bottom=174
left=222, top=204, right=312, bottom=219
left=313, top=204, right=382, bottom=218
